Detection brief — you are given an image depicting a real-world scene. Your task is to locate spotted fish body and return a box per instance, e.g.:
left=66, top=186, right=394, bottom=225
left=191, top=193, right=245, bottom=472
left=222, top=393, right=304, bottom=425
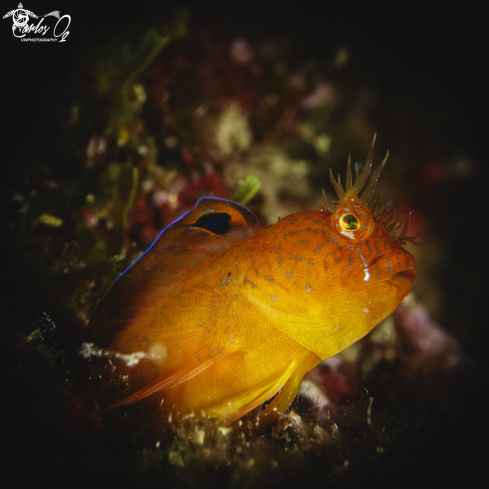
left=84, top=136, right=418, bottom=426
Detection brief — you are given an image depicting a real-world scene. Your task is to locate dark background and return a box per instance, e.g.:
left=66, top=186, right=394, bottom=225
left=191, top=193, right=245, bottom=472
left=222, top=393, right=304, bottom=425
left=1, top=1, right=487, bottom=487
left=3, top=1, right=488, bottom=167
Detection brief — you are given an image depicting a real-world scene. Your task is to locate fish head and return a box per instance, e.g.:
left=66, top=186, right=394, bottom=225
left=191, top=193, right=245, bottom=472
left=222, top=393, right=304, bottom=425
left=251, top=134, right=419, bottom=359
left=315, top=136, right=420, bottom=356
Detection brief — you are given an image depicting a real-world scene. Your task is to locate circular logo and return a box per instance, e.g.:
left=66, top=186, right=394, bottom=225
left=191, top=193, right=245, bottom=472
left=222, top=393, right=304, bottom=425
left=12, top=8, right=28, bottom=28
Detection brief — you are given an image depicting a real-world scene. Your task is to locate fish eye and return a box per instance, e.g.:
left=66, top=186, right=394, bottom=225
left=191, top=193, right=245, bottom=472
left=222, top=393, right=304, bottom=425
left=339, top=213, right=360, bottom=231
left=332, top=203, right=373, bottom=241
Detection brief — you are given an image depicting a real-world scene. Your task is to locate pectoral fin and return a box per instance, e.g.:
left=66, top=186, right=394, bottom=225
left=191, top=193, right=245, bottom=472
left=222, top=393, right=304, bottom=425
left=104, top=352, right=228, bottom=410
left=84, top=323, right=228, bottom=410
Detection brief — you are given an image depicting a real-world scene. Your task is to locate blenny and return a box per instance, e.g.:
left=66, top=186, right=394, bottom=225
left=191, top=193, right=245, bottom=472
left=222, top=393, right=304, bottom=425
left=82, top=134, right=418, bottom=426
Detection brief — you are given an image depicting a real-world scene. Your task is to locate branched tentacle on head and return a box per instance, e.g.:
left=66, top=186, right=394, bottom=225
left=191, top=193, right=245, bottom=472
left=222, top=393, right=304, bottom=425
left=320, top=133, right=421, bottom=245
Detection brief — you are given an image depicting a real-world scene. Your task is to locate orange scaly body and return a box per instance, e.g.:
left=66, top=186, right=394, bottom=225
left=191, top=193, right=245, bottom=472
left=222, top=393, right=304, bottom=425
left=82, top=136, right=418, bottom=426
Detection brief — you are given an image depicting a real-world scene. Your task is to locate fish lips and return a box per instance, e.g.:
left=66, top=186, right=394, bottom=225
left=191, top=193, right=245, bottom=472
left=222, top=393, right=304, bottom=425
left=351, top=251, right=418, bottom=287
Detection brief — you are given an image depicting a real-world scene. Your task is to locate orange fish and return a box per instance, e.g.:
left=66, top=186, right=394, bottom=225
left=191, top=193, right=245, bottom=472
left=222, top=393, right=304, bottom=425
left=82, top=135, right=418, bottom=426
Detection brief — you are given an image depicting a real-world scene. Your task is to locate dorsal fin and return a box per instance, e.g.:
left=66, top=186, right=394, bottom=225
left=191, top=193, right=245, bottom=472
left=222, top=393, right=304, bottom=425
left=88, top=197, right=257, bottom=336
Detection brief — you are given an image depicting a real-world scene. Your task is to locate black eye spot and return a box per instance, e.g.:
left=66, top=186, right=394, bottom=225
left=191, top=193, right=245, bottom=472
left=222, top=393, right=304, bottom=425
left=194, top=213, right=231, bottom=234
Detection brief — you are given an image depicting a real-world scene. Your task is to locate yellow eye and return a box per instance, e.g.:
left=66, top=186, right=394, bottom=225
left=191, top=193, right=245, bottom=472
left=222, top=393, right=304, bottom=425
left=339, top=213, right=360, bottom=231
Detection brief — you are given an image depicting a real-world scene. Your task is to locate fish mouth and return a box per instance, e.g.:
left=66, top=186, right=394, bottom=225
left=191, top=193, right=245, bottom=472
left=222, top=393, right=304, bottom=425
left=393, top=268, right=417, bottom=283
left=353, top=251, right=417, bottom=286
